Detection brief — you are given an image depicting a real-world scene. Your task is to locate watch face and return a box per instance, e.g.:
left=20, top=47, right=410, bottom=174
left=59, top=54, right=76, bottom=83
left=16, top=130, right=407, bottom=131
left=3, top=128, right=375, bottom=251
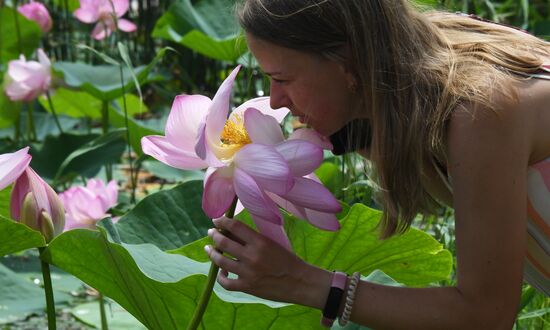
left=329, top=119, right=372, bottom=155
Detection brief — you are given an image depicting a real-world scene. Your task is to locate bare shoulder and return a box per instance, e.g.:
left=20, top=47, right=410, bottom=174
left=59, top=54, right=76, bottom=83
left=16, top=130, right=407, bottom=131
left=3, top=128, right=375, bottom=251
left=448, top=78, right=550, bottom=167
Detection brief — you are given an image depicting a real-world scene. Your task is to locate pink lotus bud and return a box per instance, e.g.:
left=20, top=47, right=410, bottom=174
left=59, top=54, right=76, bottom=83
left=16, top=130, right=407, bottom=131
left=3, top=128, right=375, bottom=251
left=4, top=49, right=51, bottom=102
left=59, top=179, right=118, bottom=230
left=11, top=168, right=65, bottom=242
left=18, top=1, right=53, bottom=33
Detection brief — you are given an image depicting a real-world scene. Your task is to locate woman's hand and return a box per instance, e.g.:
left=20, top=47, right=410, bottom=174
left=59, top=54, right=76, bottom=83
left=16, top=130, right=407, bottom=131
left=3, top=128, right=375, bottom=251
left=204, top=216, right=332, bottom=308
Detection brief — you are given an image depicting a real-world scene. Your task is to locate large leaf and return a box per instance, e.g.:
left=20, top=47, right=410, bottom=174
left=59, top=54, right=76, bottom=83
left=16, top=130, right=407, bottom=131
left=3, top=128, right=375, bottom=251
left=102, top=181, right=211, bottom=251
left=175, top=204, right=453, bottom=286
left=0, top=215, right=45, bottom=257
left=52, top=48, right=168, bottom=101
left=54, top=129, right=127, bottom=182
left=152, top=0, right=247, bottom=61
left=43, top=191, right=451, bottom=329
left=0, top=7, right=41, bottom=63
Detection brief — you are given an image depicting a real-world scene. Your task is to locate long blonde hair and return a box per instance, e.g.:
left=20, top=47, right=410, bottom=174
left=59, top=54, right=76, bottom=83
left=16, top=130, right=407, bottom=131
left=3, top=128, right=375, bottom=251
left=237, top=0, right=550, bottom=237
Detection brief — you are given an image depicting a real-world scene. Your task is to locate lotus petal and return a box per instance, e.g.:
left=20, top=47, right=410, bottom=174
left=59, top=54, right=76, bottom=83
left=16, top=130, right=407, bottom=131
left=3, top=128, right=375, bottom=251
left=234, top=144, right=293, bottom=195
left=243, top=108, right=284, bottom=145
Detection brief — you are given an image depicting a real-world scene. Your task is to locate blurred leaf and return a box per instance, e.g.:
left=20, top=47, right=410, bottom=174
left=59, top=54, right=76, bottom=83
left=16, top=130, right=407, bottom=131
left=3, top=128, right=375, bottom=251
left=39, top=88, right=103, bottom=119
left=52, top=0, right=80, bottom=12
left=39, top=89, right=147, bottom=120
left=30, top=133, right=98, bottom=181
left=114, top=94, right=149, bottom=116
left=413, top=0, right=439, bottom=8
left=152, top=0, right=247, bottom=61
left=0, top=7, right=41, bottom=63
left=533, top=20, right=550, bottom=38
left=53, top=48, right=168, bottom=101
left=0, top=262, right=71, bottom=324
left=142, top=160, right=204, bottom=182
left=517, top=307, right=550, bottom=320
left=24, top=111, right=79, bottom=140
left=315, top=162, right=344, bottom=196
left=0, top=186, right=11, bottom=218
left=0, top=91, right=21, bottom=129
left=71, top=301, right=147, bottom=329
left=518, top=286, right=537, bottom=312
left=54, top=129, right=127, bottom=182
left=1, top=254, right=84, bottom=295
left=0, top=215, right=45, bottom=257
left=108, top=103, right=158, bottom=156
left=118, top=42, right=144, bottom=105
left=76, top=44, right=120, bottom=66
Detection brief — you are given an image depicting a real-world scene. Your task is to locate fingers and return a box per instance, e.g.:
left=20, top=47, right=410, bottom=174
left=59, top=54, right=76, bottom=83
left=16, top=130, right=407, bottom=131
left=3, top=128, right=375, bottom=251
left=208, top=228, right=246, bottom=260
left=212, top=216, right=260, bottom=245
left=204, top=245, right=243, bottom=276
left=217, top=269, right=243, bottom=292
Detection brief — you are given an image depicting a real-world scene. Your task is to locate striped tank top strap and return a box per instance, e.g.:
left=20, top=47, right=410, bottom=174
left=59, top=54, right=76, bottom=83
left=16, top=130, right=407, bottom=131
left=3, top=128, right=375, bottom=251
left=526, top=159, right=550, bottom=296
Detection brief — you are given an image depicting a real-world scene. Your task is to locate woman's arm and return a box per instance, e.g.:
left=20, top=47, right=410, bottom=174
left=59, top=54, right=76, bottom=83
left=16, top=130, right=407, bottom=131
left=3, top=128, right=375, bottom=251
left=206, top=97, right=530, bottom=329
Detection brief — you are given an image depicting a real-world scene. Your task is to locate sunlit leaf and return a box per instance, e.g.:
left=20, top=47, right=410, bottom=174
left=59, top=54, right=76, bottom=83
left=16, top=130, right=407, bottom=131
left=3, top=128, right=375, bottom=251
left=152, top=0, right=247, bottom=61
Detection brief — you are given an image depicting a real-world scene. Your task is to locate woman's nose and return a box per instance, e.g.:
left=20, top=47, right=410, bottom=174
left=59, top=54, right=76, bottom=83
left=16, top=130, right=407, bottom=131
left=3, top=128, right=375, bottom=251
left=269, top=82, right=291, bottom=109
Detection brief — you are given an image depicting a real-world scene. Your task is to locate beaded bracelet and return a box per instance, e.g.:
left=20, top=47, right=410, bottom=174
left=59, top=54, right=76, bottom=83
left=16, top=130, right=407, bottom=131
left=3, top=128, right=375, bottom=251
left=321, top=271, right=347, bottom=328
left=338, top=272, right=361, bottom=327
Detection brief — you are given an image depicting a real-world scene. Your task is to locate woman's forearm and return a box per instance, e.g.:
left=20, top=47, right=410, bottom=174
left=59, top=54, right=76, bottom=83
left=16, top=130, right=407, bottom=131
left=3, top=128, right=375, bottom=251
left=297, top=263, right=517, bottom=329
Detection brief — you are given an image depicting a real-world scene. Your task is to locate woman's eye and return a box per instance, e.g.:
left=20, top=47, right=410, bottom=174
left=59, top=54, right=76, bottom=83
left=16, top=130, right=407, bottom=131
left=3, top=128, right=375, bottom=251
left=271, top=78, right=287, bottom=84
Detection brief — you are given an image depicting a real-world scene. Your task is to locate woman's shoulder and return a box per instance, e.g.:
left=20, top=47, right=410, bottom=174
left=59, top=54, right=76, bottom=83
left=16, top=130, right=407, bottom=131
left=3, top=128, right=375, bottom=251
left=448, top=77, right=550, bottom=167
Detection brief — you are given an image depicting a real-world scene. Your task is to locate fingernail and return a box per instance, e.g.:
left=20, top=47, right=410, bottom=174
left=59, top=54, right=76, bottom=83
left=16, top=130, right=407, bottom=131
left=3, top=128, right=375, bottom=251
left=207, top=228, right=214, bottom=237
left=204, top=245, right=211, bottom=255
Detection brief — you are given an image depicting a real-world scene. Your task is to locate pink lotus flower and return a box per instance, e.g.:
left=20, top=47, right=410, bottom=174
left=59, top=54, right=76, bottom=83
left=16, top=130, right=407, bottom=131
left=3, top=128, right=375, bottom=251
left=0, top=147, right=32, bottom=191
left=18, top=1, right=53, bottom=33
left=4, top=49, right=51, bottom=102
left=142, top=66, right=341, bottom=249
left=74, top=0, right=136, bottom=40
left=11, top=167, right=65, bottom=242
left=59, top=179, right=118, bottom=230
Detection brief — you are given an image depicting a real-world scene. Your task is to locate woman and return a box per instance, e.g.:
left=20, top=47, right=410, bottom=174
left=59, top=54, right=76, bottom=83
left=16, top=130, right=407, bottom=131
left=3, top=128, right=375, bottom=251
left=204, top=0, right=550, bottom=328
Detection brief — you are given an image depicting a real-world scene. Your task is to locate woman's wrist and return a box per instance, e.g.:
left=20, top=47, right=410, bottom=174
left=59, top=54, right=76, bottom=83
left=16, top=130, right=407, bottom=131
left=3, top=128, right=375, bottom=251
left=292, top=262, right=333, bottom=310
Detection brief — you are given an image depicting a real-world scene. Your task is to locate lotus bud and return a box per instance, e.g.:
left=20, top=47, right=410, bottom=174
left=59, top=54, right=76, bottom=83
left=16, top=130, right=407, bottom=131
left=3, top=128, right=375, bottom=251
left=18, top=1, right=53, bottom=33
left=10, top=168, right=65, bottom=242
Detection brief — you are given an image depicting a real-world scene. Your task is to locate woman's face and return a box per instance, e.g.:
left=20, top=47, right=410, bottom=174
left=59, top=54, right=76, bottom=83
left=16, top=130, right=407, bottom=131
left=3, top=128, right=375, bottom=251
left=246, top=33, right=361, bottom=137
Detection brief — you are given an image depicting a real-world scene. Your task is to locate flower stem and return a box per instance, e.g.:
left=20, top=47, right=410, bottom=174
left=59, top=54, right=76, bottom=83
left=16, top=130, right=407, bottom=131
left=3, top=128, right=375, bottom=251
left=26, top=102, right=37, bottom=141
left=99, top=293, right=109, bottom=330
left=118, top=64, right=135, bottom=203
left=46, top=91, right=64, bottom=134
left=101, top=101, right=113, bottom=181
left=39, top=247, right=57, bottom=330
left=12, top=0, right=23, bottom=54
left=186, top=198, right=239, bottom=330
